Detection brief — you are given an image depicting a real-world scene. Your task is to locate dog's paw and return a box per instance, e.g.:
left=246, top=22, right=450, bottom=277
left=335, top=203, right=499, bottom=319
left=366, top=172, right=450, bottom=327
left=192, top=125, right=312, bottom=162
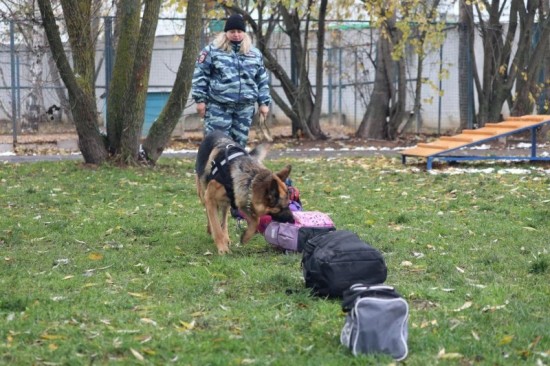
left=223, top=235, right=231, bottom=246
left=217, top=245, right=230, bottom=255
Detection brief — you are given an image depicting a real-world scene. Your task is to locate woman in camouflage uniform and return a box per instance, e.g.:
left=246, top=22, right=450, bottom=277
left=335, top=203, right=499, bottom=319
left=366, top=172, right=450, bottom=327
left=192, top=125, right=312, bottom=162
left=192, top=14, right=271, bottom=147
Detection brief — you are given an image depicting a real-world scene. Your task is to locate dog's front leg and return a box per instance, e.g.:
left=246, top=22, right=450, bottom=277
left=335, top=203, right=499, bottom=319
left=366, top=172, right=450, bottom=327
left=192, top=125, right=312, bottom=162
left=205, top=201, right=230, bottom=254
left=196, top=176, right=211, bottom=234
left=241, top=216, right=259, bottom=244
left=220, top=203, right=231, bottom=248
left=204, top=185, right=230, bottom=254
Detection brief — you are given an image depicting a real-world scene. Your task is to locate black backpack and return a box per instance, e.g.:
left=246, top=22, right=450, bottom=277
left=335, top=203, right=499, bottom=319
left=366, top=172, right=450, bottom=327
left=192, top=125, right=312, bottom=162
left=302, top=230, right=387, bottom=298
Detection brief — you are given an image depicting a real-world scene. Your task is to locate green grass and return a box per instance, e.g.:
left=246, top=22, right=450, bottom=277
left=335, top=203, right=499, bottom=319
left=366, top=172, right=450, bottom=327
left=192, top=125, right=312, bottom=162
left=1, top=157, right=549, bottom=365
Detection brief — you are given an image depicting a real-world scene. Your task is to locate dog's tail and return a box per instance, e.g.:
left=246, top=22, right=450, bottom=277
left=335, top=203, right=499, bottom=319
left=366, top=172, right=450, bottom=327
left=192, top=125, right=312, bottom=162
left=249, top=143, right=269, bottom=162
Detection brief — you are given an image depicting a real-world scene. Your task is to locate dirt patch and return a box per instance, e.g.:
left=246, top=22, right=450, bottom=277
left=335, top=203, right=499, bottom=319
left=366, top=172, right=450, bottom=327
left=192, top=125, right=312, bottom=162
left=167, top=124, right=420, bottom=152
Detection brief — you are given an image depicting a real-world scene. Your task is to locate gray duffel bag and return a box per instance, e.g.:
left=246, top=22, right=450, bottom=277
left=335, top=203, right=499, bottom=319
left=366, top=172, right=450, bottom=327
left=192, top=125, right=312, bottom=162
left=340, top=284, right=409, bottom=361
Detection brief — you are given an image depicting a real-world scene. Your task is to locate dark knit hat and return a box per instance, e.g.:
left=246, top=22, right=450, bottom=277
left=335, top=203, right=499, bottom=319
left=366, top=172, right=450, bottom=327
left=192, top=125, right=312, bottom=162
left=224, top=14, right=246, bottom=32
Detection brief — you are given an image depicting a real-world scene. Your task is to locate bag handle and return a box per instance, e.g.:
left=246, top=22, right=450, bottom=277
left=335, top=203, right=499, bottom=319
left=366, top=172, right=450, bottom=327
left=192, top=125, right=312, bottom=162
left=342, top=284, right=400, bottom=312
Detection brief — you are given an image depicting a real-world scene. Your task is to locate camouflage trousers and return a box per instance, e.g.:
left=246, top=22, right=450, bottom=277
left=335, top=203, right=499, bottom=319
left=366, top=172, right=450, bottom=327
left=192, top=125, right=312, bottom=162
left=204, top=101, right=255, bottom=147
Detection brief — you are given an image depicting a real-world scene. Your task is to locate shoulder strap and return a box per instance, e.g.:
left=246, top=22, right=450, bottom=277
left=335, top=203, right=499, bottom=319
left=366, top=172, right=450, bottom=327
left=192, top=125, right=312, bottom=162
left=342, top=284, right=400, bottom=312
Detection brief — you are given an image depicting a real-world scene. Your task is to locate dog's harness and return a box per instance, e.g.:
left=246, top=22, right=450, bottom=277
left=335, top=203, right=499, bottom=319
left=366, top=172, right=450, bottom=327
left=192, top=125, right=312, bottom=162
left=208, top=144, right=247, bottom=210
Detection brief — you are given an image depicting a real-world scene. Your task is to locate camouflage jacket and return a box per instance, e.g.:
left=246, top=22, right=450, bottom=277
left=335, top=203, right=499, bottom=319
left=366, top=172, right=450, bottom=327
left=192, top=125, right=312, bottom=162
left=192, top=42, right=271, bottom=107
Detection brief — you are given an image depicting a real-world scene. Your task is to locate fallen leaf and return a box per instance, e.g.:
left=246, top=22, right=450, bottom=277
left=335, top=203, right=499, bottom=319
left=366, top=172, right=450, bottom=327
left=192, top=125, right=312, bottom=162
left=140, top=318, right=158, bottom=327
left=137, top=335, right=152, bottom=344
left=54, top=258, right=69, bottom=266
left=40, top=333, right=66, bottom=340
left=454, top=301, right=473, bottom=312
left=481, top=302, right=508, bottom=312
left=499, top=335, right=514, bottom=345
left=88, top=253, right=103, bottom=261
left=130, top=348, right=144, bottom=361
left=437, top=348, right=463, bottom=359
left=179, top=320, right=195, bottom=330
left=420, top=319, right=438, bottom=328
left=528, top=335, right=542, bottom=350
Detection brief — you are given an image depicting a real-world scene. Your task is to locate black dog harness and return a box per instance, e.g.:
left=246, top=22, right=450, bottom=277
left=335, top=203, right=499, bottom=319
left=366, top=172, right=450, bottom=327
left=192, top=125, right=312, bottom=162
left=208, top=144, right=247, bottom=210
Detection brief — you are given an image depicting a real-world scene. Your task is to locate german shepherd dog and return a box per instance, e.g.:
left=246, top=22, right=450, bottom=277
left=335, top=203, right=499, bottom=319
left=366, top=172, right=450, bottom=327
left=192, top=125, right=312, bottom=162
left=195, top=131, right=295, bottom=254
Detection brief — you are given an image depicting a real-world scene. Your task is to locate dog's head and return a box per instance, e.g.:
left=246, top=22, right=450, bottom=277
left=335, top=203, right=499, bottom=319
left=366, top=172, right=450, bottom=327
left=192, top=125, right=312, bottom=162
left=252, top=165, right=295, bottom=224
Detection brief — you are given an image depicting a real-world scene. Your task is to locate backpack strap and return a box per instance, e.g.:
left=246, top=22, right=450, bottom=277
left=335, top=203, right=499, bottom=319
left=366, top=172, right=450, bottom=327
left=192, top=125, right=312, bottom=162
left=342, top=284, right=399, bottom=312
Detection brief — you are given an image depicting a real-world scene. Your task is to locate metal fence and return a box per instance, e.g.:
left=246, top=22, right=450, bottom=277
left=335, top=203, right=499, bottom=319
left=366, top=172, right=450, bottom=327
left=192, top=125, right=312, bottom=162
left=0, top=16, right=465, bottom=140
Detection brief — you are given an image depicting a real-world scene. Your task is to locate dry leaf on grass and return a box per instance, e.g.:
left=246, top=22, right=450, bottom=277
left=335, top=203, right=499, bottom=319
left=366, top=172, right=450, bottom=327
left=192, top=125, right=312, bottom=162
left=130, top=348, right=144, bottom=361
left=88, top=253, right=103, bottom=261
left=437, top=348, right=463, bottom=359
left=453, top=301, right=473, bottom=312
left=499, top=335, right=514, bottom=345
left=140, top=318, right=158, bottom=327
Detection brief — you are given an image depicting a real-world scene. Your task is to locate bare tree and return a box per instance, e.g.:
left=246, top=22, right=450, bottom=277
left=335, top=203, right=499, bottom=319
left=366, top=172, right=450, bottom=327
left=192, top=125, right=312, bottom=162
left=37, top=0, right=203, bottom=164
left=356, top=13, right=406, bottom=139
left=474, top=0, right=550, bottom=125
left=355, top=0, right=445, bottom=139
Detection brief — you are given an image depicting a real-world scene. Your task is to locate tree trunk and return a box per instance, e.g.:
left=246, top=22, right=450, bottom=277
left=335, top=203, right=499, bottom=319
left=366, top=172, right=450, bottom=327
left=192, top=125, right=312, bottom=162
left=475, top=0, right=550, bottom=125
left=106, top=0, right=141, bottom=155
left=387, top=55, right=406, bottom=139
left=404, top=52, right=424, bottom=134
left=142, top=0, right=204, bottom=163
left=117, top=0, right=161, bottom=163
left=458, top=1, right=474, bottom=130
left=278, top=5, right=316, bottom=139
left=512, top=14, right=550, bottom=116
left=38, top=0, right=108, bottom=164
left=356, top=33, right=391, bottom=139
left=356, top=15, right=403, bottom=139
left=307, top=0, right=328, bottom=138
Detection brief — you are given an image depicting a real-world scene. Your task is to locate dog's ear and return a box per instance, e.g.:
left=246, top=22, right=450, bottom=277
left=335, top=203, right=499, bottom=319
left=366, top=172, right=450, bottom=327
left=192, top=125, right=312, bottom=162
left=275, top=165, right=292, bottom=182
left=249, top=143, right=270, bottom=161
left=266, top=178, right=280, bottom=206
